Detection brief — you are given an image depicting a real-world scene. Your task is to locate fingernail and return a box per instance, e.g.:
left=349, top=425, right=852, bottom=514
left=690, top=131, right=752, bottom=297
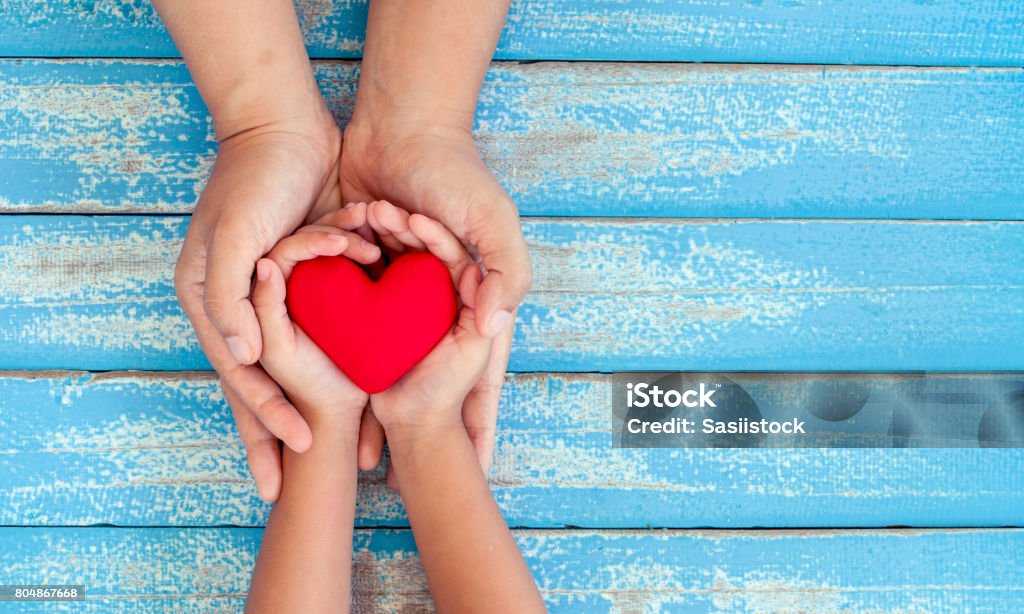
left=362, top=239, right=379, bottom=251
left=344, top=202, right=356, bottom=210
left=487, top=310, right=511, bottom=336
left=255, top=260, right=270, bottom=281
left=327, top=234, right=348, bottom=245
left=226, top=335, right=252, bottom=363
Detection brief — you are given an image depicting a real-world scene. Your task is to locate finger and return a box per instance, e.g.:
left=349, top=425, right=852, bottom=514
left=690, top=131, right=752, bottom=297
left=203, top=216, right=268, bottom=365
left=453, top=306, right=496, bottom=380
left=268, top=227, right=381, bottom=277
left=173, top=225, right=208, bottom=319
left=453, top=282, right=498, bottom=386
left=222, top=381, right=282, bottom=503
left=459, top=264, right=484, bottom=310
left=358, top=405, right=386, bottom=471
left=366, top=200, right=408, bottom=256
left=177, top=229, right=289, bottom=499
left=363, top=247, right=389, bottom=281
left=337, top=202, right=387, bottom=278
left=468, top=202, right=534, bottom=337
left=345, top=203, right=380, bottom=246
left=311, top=201, right=369, bottom=231
left=177, top=225, right=255, bottom=373
left=312, top=202, right=379, bottom=254
left=314, top=224, right=383, bottom=264
left=375, top=200, right=427, bottom=251
left=179, top=222, right=308, bottom=491
left=408, top=213, right=472, bottom=287
left=352, top=204, right=390, bottom=280
left=193, top=290, right=313, bottom=456
left=222, top=362, right=312, bottom=454
left=174, top=231, right=244, bottom=368
left=461, top=316, right=513, bottom=476
left=369, top=200, right=427, bottom=252
left=251, top=259, right=295, bottom=354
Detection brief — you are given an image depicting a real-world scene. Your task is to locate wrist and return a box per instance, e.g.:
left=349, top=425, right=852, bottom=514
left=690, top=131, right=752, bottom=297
left=378, top=412, right=466, bottom=452
left=212, top=81, right=340, bottom=160
left=386, top=422, right=471, bottom=468
left=341, top=115, right=475, bottom=190
left=351, top=0, right=508, bottom=142
left=295, top=402, right=365, bottom=440
left=344, top=95, right=474, bottom=163
left=212, top=105, right=341, bottom=191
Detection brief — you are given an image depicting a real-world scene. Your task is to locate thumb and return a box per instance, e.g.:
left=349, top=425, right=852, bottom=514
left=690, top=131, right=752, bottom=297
left=472, top=217, right=533, bottom=338
left=203, top=219, right=267, bottom=364
left=456, top=267, right=497, bottom=361
left=251, top=259, right=294, bottom=355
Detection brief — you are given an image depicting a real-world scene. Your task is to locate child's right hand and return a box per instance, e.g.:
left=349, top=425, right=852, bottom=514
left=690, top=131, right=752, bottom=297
left=365, top=203, right=495, bottom=443
left=251, top=204, right=383, bottom=430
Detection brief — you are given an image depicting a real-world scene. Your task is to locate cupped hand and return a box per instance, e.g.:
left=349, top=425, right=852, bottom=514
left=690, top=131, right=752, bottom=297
left=341, top=124, right=531, bottom=477
left=363, top=202, right=494, bottom=455
left=251, top=205, right=382, bottom=427
left=175, top=118, right=352, bottom=502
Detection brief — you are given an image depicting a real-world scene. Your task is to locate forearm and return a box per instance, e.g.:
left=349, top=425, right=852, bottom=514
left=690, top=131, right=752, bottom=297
left=151, top=0, right=329, bottom=140
left=246, top=415, right=360, bottom=613
left=351, top=0, right=511, bottom=136
left=387, top=424, right=545, bottom=613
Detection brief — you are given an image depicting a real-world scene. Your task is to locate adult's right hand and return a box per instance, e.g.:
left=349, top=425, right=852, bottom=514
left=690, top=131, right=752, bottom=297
left=340, top=123, right=532, bottom=487
left=175, top=119, right=351, bottom=503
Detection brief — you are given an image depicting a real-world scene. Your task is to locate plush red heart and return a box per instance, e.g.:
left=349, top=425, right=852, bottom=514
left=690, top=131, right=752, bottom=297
left=285, top=252, right=457, bottom=394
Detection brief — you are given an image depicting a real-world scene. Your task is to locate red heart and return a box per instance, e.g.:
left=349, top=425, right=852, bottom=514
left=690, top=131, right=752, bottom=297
left=285, top=252, right=458, bottom=394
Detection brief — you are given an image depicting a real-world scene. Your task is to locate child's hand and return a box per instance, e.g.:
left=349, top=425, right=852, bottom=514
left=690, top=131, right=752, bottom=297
left=365, top=202, right=494, bottom=441
left=251, top=204, right=383, bottom=428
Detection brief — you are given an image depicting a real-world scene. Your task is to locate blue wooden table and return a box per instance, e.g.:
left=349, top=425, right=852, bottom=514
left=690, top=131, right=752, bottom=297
left=1, top=1, right=1023, bottom=611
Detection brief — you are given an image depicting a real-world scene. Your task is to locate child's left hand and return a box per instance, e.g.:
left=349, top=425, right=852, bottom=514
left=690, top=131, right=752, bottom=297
left=251, top=203, right=382, bottom=429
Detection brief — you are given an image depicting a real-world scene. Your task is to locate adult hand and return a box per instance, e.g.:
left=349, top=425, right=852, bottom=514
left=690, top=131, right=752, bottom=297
left=152, top=0, right=373, bottom=503
left=341, top=122, right=532, bottom=481
left=175, top=118, right=352, bottom=503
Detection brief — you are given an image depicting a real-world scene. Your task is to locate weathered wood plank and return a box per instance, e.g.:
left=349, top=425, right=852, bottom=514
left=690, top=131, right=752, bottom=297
left=2, top=372, right=1022, bottom=528
left=3, top=60, right=1023, bottom=219
left=1, top=0, right=1022, bottom=66
left=1, top=216, right=1022, bottom=372
left=0, top=527, right=1021, bottom=612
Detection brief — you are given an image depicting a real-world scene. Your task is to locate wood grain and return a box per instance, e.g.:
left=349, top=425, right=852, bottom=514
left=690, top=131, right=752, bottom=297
left=3, top=60, right=1023, bottom=218
left=1, top=0, right=1022, bottom=66
left=1, top=527, right=1021, bottom=611
left=1, top=216, right=1022, bottom=371
left=2, top=0, right=1021, bottom=605
left=2, top=371, right=1022, bottom=528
